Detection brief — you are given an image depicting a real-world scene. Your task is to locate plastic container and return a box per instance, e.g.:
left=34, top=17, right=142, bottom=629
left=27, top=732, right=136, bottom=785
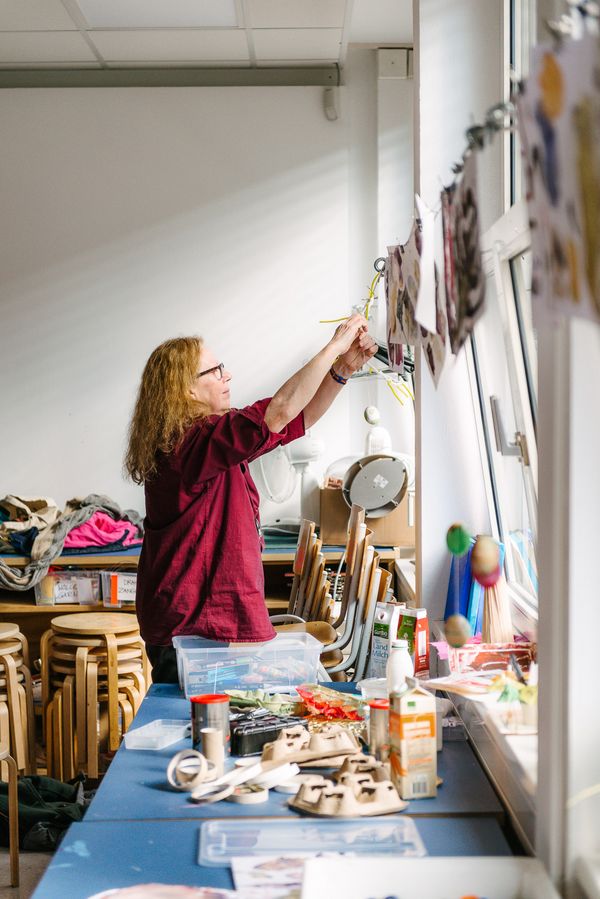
left=356, top=677, right=388, bottom=701
left=100, top=571, right=137, bottom=608
left=173, top=633, right=321, bottom=699
left=386, top=638, right=414, bottom=696
left=198, top=817, right=426, bottom=866
left=122, top=719, right=190, bottom=750
left=34, top=570, right=101, bottom=606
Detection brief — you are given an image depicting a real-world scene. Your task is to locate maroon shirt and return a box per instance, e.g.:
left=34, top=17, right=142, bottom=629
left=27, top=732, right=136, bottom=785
left=136, top=398, right=305, bottom=645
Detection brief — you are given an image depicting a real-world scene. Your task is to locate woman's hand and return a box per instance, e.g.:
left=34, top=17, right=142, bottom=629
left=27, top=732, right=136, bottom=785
left=329, top=313, right=368, bottom=357
left=336, top=329, right=378, bottom=376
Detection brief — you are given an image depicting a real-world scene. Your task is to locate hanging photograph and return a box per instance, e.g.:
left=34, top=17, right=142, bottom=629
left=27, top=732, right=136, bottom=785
left=420, top=263, right=447, bottom=387
left=414, top=194, right=447, bottom=386
left=517, top=35, right=600, bottom=325
left=443, top=153, right=486, bottom=355
left=395, top=219, right=423, bottom=347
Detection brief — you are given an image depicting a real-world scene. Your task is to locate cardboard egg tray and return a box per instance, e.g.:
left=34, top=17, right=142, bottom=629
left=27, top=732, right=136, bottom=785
left=261, top=724, right=361, bottom=767
left=289, top=771, right=407, bottom=817
left=333, top=753, right=391, bottom=783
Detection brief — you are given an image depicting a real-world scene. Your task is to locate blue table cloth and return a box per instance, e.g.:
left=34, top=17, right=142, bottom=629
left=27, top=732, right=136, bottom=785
left=86, top=685, right=502, bottom=822
left=32, top=816, right=512, bottom=899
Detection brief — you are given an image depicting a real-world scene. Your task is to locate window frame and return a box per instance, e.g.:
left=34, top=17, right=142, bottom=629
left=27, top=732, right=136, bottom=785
left=467, top=199, right=538, bottom=625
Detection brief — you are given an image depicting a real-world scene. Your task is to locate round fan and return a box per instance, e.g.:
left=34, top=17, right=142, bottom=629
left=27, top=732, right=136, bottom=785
left=342, top=454, right=408, bottom=518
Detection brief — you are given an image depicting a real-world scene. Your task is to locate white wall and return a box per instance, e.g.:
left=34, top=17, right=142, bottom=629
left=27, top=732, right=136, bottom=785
left=413, top=0, right=504, bottom=618
left=0, top=49, right=413, bottom=517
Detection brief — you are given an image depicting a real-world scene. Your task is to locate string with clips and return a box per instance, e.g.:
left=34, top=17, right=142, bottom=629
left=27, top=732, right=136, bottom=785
left=319, top=256, right=414, bottom=406
left=450, top=99, right=517, bottom=178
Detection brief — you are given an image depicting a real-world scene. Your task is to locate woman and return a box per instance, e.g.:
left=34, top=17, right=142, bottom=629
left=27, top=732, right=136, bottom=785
left=125, top=313, right=376, bottom=681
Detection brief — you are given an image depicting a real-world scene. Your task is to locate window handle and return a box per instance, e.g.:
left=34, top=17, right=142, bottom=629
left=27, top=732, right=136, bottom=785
left=490, top=396, right=530, bottom=466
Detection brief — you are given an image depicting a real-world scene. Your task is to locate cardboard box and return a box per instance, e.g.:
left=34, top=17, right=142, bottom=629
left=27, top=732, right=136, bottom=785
left=389, top=685, right=437, bottom=800
left=319, top=486, right=414, bottom=547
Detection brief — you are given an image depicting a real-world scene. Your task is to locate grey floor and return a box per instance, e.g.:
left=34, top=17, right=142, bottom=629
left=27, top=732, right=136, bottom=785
left=0, top=850, right=51, bottom=899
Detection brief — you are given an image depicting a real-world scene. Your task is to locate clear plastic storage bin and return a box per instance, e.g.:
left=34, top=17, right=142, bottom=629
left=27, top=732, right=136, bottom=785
left=172, top=633, right=322, bottom=699
left=122, top=719, right=190, bottom=750
left=34, top=570, right=101, bottom=606
left=198, top=818, right=426, bottom=866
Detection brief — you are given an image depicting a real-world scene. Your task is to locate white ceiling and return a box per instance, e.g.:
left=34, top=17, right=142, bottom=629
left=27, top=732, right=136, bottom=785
left=0, top=0, right=412, bottom=69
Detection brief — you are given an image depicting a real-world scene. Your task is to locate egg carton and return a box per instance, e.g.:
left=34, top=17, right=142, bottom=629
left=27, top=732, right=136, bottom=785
left=332, top=753, right=391, bottom=783
left=289, top=771, right=407, bottom=817
left=261, top=724, right=361, bottom=767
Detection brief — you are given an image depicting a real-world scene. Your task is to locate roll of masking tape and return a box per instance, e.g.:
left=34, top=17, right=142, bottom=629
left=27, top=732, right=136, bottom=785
left=226, top=784, right=269, bottom=805
left=167, top=749, right=212, bottom=791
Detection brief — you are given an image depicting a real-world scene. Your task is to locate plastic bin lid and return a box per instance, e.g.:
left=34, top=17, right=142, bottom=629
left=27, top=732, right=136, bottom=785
left=198, top=818, right=426, bottom=866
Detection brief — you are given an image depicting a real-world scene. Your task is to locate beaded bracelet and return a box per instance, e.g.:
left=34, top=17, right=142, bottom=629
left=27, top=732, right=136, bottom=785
left=329, top=366, right=348, bottom=386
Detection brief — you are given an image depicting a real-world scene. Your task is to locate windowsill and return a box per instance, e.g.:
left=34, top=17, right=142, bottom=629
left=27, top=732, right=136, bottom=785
left=431, top=621, right=537, bottom=852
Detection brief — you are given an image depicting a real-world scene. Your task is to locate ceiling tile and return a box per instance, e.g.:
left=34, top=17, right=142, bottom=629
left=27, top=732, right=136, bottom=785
left=0, top=31, right=97, bottom=63
left=90, top=29, right=249, bottom=63
left=246, top=0, right=346, bottom=29
left=0, top=0, right=77, bottom=31
left=253, top=28, right=342, bottom=61
left=349, top=0, right=412, bottom=44
left=74, top=0, right=237, bottom=29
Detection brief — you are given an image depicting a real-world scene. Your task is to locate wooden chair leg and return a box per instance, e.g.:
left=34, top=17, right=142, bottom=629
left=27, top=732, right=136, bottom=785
left=118, top=697, right=134, bottom=733
left=16, top=684, right=32, bottom=776
left=75, top=647, right=89, bottom=770
left=17, top=633, right=30, bottom=670
left=52, top=689, right=64, bottom=782
left=0, top=704, right=9, bottom=779
left=86, top=661, right=98, bottom=779
left=1, top=654, right=26, bottom=771
left=121, top=683, right=141, bottom=718
left=3, top=751, right=19, bottom=887
left=40, top=630, right=54, bottom=746
left=44, top=697, right=54, bottom=778
left=62, top=675, right=75, bottom=781
left=22, top=667, right=37, bottom=775
left=104, top=634, right=120, bottom=752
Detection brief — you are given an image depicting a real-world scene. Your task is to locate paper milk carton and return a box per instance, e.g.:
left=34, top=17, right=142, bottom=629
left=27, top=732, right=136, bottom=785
left=367, top=601, right=405, bottom=678
left=397, top=607, right=430, bottom=676
left=389, top=685, right=437, bottom=800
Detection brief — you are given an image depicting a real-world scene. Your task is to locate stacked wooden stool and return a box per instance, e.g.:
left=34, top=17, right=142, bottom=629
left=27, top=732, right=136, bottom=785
left=41, top=613, right=150, bottom=780
left=0, top=622, right=36, bottom=775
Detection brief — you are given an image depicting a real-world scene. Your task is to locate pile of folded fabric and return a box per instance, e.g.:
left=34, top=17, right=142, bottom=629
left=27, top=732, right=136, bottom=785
left=0, top=494, right=143, bottom=591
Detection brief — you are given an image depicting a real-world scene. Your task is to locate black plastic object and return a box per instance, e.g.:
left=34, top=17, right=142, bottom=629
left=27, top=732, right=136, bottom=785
left=229, top=710, right=308, bottom=757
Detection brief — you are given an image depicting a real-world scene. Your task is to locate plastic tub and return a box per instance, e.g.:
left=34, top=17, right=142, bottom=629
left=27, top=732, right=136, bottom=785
left=356, top=677, right=388, bottom=700
left=198, top=818, right=426, bottom=866
left=172, top=633, right=322, bottom=699
left=122, top=719, right=190, bottom=750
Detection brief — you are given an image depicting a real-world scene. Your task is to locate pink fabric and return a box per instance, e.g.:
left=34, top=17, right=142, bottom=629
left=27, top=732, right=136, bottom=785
left=63, top=510, right=142, bottom=548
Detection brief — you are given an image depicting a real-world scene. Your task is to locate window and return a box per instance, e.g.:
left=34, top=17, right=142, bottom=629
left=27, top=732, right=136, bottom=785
left=468, top=200, right=537, bottom=617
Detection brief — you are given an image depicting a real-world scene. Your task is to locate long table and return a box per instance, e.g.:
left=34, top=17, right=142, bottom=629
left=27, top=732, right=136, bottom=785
left=31, top=683, right=511, bottom=898
left=86, top=685, right=504, bottom=822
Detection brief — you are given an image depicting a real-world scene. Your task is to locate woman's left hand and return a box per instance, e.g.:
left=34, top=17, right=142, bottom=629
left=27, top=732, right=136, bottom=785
left=337, top=330, right=378, bottom=376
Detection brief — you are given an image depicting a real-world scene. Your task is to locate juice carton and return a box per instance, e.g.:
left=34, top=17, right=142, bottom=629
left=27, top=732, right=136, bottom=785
left=397, top=607, right=430, bottom=676
left=389, top=685, right=437, bottom=799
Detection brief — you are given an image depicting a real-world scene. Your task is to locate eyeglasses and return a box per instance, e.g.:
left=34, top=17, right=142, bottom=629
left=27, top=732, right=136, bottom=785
left=196, top=362, right=225, bottom=380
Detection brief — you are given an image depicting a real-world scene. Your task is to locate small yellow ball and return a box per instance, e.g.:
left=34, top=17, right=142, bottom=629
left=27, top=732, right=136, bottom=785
left=471, top=535, right=500, bottom=579
left=444, top=614, right=471, bottom=648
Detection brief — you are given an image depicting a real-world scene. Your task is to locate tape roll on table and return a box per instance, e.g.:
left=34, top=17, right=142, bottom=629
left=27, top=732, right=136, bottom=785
left=226, top=784, right=269, bottom=804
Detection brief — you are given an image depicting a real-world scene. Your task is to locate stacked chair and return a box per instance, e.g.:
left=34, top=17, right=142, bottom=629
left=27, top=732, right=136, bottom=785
left=0, top=622, right=36, bottom=775
left=41, top=612, right=150, bottom=780
left=0, top=742, right=19, bottom=887
left=273, top=506, right=391, bottom=681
